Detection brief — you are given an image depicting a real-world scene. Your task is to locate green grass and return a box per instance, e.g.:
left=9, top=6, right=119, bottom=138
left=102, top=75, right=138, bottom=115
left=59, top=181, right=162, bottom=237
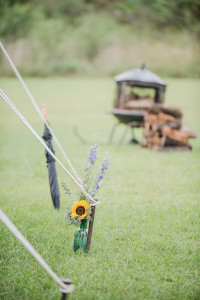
left=0, top=77, right=200, bottom=299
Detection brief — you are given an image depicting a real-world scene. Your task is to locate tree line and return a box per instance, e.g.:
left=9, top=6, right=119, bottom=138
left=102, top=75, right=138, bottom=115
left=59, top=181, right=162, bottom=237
left=1, top=0, right=200, bottom=38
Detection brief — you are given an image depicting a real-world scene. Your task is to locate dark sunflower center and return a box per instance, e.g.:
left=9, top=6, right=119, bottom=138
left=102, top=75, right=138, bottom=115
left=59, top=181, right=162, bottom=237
left=76, top=206, right=85, bottom=216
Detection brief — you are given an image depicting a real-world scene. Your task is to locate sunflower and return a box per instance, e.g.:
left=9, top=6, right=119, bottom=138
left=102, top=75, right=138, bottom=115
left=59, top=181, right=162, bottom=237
left=71, top=200, right=90, bottom=219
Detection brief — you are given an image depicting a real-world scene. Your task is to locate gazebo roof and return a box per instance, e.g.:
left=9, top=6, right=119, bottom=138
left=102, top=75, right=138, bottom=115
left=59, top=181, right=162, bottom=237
left=115, top=67, right=166, bottom=87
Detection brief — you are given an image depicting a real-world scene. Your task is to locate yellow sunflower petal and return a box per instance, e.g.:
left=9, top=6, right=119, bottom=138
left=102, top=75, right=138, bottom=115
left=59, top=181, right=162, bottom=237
left=79, top=200, right=89, bottom=210
left=71, top=201, right=79, bottom=214
left=81, top=212, right=89, bottom=219
left=73, top=201, right=79, bottom=208
left=70, top=200, right=90, bottom=219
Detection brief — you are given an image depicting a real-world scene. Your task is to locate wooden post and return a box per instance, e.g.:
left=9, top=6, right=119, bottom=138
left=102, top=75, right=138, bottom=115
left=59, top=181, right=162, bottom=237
left=86, top=206, right=96, bottom=252
left=61, top=292, right=68, bottom=300
left=42, top=104, right=48, bottom=121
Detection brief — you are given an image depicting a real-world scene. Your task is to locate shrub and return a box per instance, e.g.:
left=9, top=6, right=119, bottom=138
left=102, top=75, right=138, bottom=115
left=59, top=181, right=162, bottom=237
left=0, top=2, right=34, bottom=38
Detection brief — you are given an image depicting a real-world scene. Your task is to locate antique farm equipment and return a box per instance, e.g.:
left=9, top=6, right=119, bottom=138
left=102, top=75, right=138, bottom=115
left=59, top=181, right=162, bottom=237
left=108, top=65, right=166, bottom=144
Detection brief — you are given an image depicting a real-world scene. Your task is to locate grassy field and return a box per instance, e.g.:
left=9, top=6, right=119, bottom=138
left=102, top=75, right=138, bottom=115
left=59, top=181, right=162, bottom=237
left=0, top=77, right=200, bottom=299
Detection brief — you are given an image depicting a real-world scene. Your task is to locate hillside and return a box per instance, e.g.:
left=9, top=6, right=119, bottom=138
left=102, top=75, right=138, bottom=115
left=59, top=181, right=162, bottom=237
left=0, top=0, right=199, bottom=77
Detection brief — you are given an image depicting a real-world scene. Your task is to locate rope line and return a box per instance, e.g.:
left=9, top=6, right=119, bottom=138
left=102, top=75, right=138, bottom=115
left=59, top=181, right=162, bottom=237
left=0, top=89, right=99, bottom=206
left=0, top=41, right=82, bottom=184
left=0, top=208, right=69, bottom=291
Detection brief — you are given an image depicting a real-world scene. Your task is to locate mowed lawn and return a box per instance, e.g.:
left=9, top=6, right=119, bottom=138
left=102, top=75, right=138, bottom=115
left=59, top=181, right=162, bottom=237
left=0, top=77, right=200, bottom=300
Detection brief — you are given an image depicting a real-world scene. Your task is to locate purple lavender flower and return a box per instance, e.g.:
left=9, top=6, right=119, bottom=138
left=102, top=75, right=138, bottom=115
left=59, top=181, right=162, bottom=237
left=84, top=144, right=98, bottom=171
left=89, top=155, right=110, bottom=196
left=95, top=156, right=110, bottom=190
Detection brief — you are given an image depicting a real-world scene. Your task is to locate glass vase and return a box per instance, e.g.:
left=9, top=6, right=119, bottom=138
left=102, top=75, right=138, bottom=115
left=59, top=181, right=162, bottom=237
left=73, top=219, right=88, bottom=252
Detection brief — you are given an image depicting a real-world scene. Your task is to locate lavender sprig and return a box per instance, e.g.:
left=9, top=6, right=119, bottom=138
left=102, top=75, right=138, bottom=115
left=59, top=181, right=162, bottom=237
left=89, top=155, right=110, bottom=197
left=84, top=144, right=98, bottom=171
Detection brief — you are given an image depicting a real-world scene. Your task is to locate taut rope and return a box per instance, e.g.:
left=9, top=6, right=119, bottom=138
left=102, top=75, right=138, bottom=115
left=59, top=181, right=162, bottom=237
left=0, top=89, right=99, bottom=206
left=0, top=42, right=82, bottom=184
left=0, top=208, right=74, bottom=293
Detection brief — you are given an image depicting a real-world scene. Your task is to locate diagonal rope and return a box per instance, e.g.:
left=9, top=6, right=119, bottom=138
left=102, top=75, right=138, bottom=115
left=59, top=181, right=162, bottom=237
left=0, top=89, right=99, bottom=206
left=0, top=208, right=74, bottom=292
left=0, top=41, right=82, bottom=184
